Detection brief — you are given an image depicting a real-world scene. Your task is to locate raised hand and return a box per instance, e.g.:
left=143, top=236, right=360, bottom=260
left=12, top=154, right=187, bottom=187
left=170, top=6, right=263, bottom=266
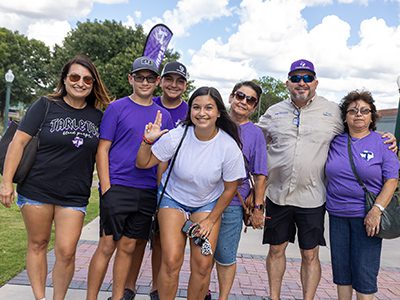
left=143, top=110, right=169, bottom=143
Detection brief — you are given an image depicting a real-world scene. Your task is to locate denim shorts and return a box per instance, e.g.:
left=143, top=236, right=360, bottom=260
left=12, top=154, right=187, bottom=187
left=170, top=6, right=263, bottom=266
left=158, top=185, right=217, bottom=215
left=214, top=205, right=243, bottom=265
left=329, top=214, right=382, bottom=294
left=17, top=194, right=87, bottom=215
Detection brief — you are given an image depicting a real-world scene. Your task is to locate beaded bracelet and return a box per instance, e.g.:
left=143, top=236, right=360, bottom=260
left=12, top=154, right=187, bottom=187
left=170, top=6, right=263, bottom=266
left=142, top=135, right=154, bottom=145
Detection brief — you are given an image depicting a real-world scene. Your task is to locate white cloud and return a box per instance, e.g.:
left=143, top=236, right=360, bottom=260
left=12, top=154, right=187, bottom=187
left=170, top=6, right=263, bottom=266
left=142, top=0, right=231, bottom=37
left=0, top=0, right=123, bottom=47
left=27, top=20, right=71, bottom=48
left=187, top=0, right=400, bottom=108
left=0, top=0, right=93, bottom=20
left=123, top=10, right=142, bottom=29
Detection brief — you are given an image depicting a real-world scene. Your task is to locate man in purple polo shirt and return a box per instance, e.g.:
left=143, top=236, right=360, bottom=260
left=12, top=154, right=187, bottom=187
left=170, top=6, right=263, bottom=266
left=86, top=56, right=174, bottom=300
left=123, top=61, right=189, bottom=300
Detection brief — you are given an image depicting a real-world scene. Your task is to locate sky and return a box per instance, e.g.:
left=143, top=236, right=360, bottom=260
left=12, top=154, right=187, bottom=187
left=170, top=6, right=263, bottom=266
left=0, top=0, right=400, bottom=109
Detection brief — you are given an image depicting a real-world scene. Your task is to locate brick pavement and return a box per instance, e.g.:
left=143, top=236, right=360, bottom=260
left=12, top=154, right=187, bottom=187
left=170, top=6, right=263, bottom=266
left=8, top=240, right=400, bottom=299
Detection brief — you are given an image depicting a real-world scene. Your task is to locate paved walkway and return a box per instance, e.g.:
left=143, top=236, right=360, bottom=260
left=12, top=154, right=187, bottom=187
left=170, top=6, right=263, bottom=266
left=2, top=217, right=400, bottom=299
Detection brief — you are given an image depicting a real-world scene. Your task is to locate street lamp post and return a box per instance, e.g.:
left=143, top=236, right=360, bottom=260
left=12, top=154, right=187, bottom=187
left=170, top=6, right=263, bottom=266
left=4, top=69, right=15, bottom=133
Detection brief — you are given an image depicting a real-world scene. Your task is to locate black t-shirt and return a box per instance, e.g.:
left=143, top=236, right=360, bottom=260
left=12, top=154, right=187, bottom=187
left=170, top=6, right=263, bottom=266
left=17, top=97, right=103, bottom=207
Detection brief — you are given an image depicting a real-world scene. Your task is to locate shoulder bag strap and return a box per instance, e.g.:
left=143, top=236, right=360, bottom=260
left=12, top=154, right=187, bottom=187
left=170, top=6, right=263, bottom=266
left=157, top=125, right=189, bottom=209
left=36, top=98, right=51, bottom=136
left=347, top=134, right=368, bottom=193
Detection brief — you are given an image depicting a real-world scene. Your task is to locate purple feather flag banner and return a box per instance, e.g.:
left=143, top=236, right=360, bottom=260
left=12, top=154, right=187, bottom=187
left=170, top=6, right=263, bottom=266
left=143, top=24, right=173, bottom=69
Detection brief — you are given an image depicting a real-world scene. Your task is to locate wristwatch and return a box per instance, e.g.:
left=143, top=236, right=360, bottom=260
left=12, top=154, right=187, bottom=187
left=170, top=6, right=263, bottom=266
left=254, top=204, right=265, bottom=210
left=373, top=203, right=385, bottom=213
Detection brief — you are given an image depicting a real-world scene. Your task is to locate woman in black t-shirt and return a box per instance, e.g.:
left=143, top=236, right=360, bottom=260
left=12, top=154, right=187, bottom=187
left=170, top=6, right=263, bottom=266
left=0, top=55, right=111, bottom=300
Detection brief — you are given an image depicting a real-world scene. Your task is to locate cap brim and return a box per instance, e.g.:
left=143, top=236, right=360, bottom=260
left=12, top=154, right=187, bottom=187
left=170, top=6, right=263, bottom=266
left=162, top=71, right=187, bottom=80
left=132, top=67, right=159, bottom=75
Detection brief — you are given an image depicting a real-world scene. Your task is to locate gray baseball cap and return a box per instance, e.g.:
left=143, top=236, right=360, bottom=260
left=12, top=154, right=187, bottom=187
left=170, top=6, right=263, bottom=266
left=131, top=56, right=159, bottom=75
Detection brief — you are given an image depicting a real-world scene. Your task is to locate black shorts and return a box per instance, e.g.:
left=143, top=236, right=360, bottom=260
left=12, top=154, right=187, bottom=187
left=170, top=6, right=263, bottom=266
left=262, top=198, right=326, bottom=250
left=99, top=185, right=157, bottom=241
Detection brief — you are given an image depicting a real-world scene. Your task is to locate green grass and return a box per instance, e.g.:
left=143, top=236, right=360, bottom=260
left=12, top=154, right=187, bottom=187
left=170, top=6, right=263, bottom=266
left=0, top=188, right=99, bottom=286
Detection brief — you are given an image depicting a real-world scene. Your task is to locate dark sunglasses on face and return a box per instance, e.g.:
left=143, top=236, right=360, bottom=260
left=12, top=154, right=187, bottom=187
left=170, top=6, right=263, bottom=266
left=132, top=74, right=158, bottom=83
left=67, top=73, right=95, bottom=85
left=288, top=74, right=315, bottom=83
left=234, top=91, right=258, bottom=106
left=346, top=108, right=372, bottom=115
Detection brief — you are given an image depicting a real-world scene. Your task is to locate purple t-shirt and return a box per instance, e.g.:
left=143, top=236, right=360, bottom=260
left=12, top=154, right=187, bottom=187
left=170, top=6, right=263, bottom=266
left=153, top=96, right=188, bottom=127
left=326, top=131, right=399, bottom=217
left=230, top=122, right=268, bottom=206
left=100, top=96, right=174, bottom=189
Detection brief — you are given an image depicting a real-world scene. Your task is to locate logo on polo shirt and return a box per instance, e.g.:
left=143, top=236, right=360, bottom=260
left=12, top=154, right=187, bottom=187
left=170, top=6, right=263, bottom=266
left=360, top=150, right=374, bottom=161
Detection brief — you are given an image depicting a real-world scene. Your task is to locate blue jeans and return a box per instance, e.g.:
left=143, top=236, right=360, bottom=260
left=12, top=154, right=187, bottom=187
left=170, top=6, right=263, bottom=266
left=158, top=185, right=217, bottom=215
left=329, top=214, right=382, bottom=294
left=17, top=194, right=87, bottom=215
left=214, top=205, right=243, bottom=265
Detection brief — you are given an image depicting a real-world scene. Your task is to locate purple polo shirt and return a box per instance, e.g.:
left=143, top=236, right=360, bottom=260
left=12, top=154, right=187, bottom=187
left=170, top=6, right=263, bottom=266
left=100, top=96, right=174, bottom=189
left=230, top=122, right=268, bottom=206
left=153, top=96, right=188, bottom=127
left=326, top=131, right=399, bottom=217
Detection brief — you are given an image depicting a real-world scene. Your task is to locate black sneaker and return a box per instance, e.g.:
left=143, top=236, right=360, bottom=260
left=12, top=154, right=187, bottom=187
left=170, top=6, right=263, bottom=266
left=122, top=288, right=136, bottom=300
left=150, top=290, right=159, bottom=300
left=204, top=290, right=212, bottom=300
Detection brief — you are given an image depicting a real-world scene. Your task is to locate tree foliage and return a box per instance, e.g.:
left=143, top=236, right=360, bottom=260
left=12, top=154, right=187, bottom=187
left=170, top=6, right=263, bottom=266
left=250, top=76, right=289, bottom=123
left=51, top=20, right=192, bottom=100
left=0, top=27, right=51, bottom=113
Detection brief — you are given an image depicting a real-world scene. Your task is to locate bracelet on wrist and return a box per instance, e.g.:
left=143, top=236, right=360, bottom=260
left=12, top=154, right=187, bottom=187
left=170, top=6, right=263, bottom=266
left=373, top=203, right=385, bottom=213
left=142, top=135, right=154, bottom=145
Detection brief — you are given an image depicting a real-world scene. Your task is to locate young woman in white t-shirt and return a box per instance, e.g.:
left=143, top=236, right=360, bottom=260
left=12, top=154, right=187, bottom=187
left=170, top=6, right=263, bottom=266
left=136, top=86, right=246, bottom=300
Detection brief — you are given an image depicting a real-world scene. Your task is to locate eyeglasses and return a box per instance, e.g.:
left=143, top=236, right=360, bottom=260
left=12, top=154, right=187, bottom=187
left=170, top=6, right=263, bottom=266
left=288, top=75, right=315, bottom=83
left=132, top=74, right=158, bottom=83
left=234, top=91, right=258, bottom=106
left=292, top=108, right=300, bottom=127
left=67, top=73, right=95, bottom=85
left=346, top=108, right=372, bottom=115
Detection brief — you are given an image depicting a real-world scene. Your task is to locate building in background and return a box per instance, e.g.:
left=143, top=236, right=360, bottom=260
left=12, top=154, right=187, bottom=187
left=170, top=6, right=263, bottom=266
left=376, top=108, right=397, bottom=134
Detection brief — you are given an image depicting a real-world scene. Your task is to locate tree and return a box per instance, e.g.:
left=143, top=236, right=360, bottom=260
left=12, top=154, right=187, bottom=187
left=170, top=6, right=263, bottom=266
left=0, top=27, right=51, bottom=116
left=51, top=20, right=193, bottom=99
left=250, top=76, right=289, bottom=123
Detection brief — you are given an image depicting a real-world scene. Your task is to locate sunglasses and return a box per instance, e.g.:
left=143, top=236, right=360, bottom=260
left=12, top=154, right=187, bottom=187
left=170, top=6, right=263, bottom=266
left=132, top=74, right=158, bottom=83
left=346, top=108, right=372, bottom=115
left=67, top=73, right=95, bottom=85
left=288, top=74, right=315, bottom=83
left=234, top=91, right=258, bottom=106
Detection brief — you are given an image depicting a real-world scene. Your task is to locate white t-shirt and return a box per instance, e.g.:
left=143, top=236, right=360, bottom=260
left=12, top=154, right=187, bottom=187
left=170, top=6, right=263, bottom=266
left=152, top=125, right=246, bottom=207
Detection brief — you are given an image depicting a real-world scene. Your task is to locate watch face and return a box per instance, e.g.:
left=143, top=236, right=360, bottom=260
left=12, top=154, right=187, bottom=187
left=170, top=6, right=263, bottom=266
left=255, top=204, right=264, bottom=210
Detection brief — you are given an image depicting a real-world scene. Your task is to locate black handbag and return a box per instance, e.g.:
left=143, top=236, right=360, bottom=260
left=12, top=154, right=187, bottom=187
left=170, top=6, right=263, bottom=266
left=347, top=134, right=400, bottom=239
left=0, top=99, right=50, bottom=184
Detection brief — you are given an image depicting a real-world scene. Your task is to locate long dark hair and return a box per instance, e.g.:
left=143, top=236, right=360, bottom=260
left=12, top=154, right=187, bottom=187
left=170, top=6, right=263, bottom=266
left=183, top=86, right=242, bottom=148
left=48, top=54, right=111, bottom=110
